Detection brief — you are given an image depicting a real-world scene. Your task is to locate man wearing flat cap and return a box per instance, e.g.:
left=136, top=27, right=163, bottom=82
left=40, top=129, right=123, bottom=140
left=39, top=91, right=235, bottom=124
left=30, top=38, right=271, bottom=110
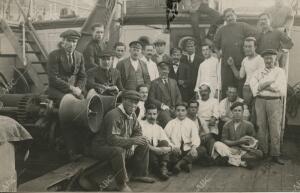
left=152, top=39, right=171, bottom=64
left=47, top=29, right=86, bottom=103
left=116, top=41, right=151, bottom=90
left=249, top=49, right=287, bottom=165
left=91, top=90, right=155, bottom=191
left=83, top=23, right=105, bottom=70
left=86, top=49, right=123, bottom=96
left=47, top=29, right=86, bottom=161
left=148, top=61, right=182, bottom=128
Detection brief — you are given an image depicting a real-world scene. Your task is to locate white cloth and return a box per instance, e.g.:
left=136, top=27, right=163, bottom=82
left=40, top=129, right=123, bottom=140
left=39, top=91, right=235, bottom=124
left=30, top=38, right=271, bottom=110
left=194, top=57, right=221, bottom=96
left=172, top=63, right=179, bottom=74
left=130, top=57, right=139, bottom=71
left=137, top=101, right=145, bottom=121
left=141, top=56, right=159, bottom=81
left=219, top=97, right=250, bottom=121
left=212, top=141, right=247, bottom=167
left=140, top=120, right=171, bottom=147
left=240, top=55, right=265, bottom=85
left=197, top=98, right=219, bottom=135
left=0, top=142, right=17, bottom=192
left=112, top=57, right=123, bottom=69
left=249, top=66, right=287, bottom=97
left=164, top=118, right=200, bottom=151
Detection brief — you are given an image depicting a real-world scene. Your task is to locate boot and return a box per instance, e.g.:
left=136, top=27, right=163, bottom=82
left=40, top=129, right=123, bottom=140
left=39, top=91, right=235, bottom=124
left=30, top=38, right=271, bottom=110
left=272, top=156, right=285, bottom=165
left=181, top=162, right=192, bottom=173
left=173, top=159, right=187, bottom=174
left=159, top=162, right=169, bottom=181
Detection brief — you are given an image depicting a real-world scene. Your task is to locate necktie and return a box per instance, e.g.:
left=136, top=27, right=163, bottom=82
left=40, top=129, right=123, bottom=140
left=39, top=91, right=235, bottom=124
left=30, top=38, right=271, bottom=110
left=188, top=55, right=191, bottom=63
left=68, top=53, right=73, bottom=65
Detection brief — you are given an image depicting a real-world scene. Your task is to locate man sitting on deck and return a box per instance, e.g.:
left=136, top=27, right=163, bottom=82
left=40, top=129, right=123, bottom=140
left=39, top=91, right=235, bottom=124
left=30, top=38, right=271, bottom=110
left=91, top=90, right=155, bottom=192
left=164, top=103, right=201, bottom=174
left=140, top=103, right=172, bottom=181
left=212, top=102, right=263, bottom=169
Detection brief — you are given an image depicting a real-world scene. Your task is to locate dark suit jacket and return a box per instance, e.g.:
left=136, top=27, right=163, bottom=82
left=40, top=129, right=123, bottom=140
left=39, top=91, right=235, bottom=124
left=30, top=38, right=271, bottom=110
left=152, top=53, right=171, bottom=64
left=148, top=77, right=182, bottom=110
left=47, top=48, right=86, bottom=101
left=86, top=66, right=123, bottom=92
left=180, top=53, right=204, bottom=101
left=83, top=39, right=103, bottom=70
left=116, top=57, right=151, bottom=89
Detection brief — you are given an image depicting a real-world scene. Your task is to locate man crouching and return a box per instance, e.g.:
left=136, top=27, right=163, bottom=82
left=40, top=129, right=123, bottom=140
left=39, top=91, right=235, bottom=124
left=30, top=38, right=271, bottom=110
left=91, top=90, right=155, bottom=192
left=140, top=103, right=172, bottom=181
left=165, top=103, right=201, bottom=174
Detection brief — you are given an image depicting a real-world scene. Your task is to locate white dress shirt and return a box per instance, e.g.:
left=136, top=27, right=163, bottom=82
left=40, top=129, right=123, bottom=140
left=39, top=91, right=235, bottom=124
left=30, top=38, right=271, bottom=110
left=249, top=66, right=287, bottom=97
left=198, top=98, right=219, bottom=120
left=172, top=62, right=179, bottom=74
left=130, top=57, right=139, bottom=71
left=187, top=53, right=195, bottom=63
left=140, top=120, right=171, bottom=147
left=194, top=56, right=221, bottom=96
left=137, top=101, right=145, bottom=121
left=240, top=55, right=265, bottom=85
left=112, top=57, right=123, bottom=69
left=141, top=56, right=159, bottom=81
left=164, top=118, right=200, bottom=151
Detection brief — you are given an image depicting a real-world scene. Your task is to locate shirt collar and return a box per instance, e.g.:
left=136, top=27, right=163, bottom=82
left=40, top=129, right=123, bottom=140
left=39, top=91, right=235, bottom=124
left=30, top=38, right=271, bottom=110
left=130, top=57, right=139, bottom=63
left=118, top=104, right=133, bottom=119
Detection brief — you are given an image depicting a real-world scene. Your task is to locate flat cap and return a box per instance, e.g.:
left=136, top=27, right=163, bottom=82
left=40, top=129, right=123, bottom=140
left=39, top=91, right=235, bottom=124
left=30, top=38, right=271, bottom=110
left=154, top=39, right=166, bottom=45
left=129, top=41, right=142, bottom=49
left=99, top=49, right=114, bottom=58
left=122, top=90, right=141, bottom=101
left=230, top=101, right=244, bottom=111
left=157, top=61, right=170, bottom=70
left=261, top=49, right=277, bottom=57
left=60, top=29, right=81, bottom=40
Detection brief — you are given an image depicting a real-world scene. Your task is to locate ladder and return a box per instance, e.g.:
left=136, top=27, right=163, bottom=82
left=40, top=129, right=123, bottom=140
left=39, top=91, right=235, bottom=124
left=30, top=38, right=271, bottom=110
left=0, top=0, right=48, bottom=93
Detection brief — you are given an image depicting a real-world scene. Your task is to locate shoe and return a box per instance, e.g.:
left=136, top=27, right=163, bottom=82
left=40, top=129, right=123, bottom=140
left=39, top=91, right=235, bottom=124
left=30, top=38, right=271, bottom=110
left=272, top=156, right=285, bottom=165
left=159, top=164, right=169, bottom=181
left=117, top=183, right=132, bottom=192
left=131, top=176, right=156, bottom=183
left=173, top=160, right=186, bottom=175
left=214, top=156, right=229, bottom=166
left=181, top=163, right=192, bottom=173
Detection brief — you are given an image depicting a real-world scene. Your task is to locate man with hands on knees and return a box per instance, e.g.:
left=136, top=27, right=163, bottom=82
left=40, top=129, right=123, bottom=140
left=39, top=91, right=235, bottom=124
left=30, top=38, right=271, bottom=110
left=91, top=90, right=155, bottom=192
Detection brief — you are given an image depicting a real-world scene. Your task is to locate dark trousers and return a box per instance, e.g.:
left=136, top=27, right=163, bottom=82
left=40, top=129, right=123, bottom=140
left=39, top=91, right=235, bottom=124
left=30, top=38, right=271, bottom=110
left=91, top=144, right=149, bottom=185
left=169, top=145, right=203, bottom=168
left=190, top=3, right=221, bottom=45
left=149, top=140, right=170, bottom=174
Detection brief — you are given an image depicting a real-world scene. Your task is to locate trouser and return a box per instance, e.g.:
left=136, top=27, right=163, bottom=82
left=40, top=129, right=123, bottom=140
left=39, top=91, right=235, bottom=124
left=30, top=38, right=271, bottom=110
left=169, top=145, right=203, bottom=168
left=255, top=97, right=282, bottom=156
left=241, top=149, right=263, bottom=161
left=149, top=140, right=170, bottom=174
left=200, top=133, right=216, bottom=156
left=157, top=110, right=176, bottom=128
left=243, top=85, right=256, bottom=125
left=91, top=144, right=149, bottom=186
left=190, top=3, right=221, bottom=46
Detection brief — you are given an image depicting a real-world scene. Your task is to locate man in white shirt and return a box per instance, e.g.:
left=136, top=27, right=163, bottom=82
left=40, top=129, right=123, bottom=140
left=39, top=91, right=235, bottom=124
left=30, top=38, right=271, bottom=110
left=165, top=103, right=200, bottom=174
left=140, top=103, right=172, bottom=181
left=141, top=44, right=160, bottom=81
left=227, top=37, right=265, bottom=107
left=249, top=49, right=287, bottom=165
left=136, top=84, right=148, bottom=121
left=197, top=83, right=219, bottom=137
left=112, top=42, right=126, bottom=69
left=219, top=86, right=250, bottom=128
left=195, top=44, right=221, bottom=98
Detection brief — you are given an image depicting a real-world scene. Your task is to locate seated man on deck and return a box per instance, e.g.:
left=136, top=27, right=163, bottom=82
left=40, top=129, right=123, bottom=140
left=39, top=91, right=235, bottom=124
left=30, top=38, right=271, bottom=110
left=86, top=49, right=123, bottom=96
left=140, top=103, right=172, bottom=181
left=164, top=103, right=201, bottom=174
left=90, top=90, right=155, bottom=192
left=212, top=102, right=263, bottom=169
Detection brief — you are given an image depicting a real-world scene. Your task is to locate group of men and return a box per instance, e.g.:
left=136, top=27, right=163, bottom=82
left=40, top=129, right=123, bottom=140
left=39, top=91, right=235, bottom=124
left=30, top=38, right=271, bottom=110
left=45, top=0, right=294, bottom=191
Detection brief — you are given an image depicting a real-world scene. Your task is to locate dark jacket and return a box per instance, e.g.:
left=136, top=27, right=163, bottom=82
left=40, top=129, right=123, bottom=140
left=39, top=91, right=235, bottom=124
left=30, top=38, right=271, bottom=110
left=92, top=107, right=142, bottom=147
left=83, top=39, right=103, bottom=70
left=180, top=53, right=203, bottom=101
left=148, top=77, right=182, bottom=110
left=86, top=66, right=123, bottom=93
left=47, top=48, right=86, bottom=101
left=116, top=57, right=151, bottom=89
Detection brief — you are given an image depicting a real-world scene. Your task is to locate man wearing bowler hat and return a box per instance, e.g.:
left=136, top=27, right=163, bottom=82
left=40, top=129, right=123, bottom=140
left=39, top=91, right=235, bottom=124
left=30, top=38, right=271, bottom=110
left=86, top=49, right=123, bottom=96
left=47, top=29, right=86, bottom=104
left=249, top=49, right=287, bottom=165
left=47, top=29, right=86, bottom=161
left=116, top=41, right=151, bottom=90
left=91, top=90, right=155, bottom=192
